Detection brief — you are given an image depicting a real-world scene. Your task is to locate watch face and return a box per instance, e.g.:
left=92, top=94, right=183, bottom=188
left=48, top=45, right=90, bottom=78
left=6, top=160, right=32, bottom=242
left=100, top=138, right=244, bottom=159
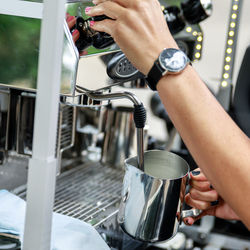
left=159, top=48, right=189, bottom=73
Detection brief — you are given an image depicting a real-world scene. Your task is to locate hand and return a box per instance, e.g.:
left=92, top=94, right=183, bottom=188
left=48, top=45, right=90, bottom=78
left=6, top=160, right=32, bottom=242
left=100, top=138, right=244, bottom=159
left=66, top=13, right=80, bottom=43
left=184, top=168, right=240, bottom=225
left=66, top=13, right=88, bottom=56
left=85, top=0, right=178, bottom=75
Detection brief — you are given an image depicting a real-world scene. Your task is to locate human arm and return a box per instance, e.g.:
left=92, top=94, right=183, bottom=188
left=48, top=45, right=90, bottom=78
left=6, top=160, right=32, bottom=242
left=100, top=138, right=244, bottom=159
left=86, top=0, right=250, bottom=229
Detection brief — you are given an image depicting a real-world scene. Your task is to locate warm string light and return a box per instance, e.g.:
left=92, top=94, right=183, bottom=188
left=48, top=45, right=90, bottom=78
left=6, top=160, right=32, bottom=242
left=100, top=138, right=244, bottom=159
left=195, top=32, right=203, bottom=59
left=221, top=81, right=227, bottom=88
left=196, top=44, right=202, bottom=50
left=221, top=0, right=239, bottom=87
left=185, top=26, right=203, bottom=61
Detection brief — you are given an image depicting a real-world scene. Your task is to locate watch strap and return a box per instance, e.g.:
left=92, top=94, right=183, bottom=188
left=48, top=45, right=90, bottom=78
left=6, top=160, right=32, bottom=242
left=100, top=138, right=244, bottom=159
left=146, top=60, right=164, bottom=91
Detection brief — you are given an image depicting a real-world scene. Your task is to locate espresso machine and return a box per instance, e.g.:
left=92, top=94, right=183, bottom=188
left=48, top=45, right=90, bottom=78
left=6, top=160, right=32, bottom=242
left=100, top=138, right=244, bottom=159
left=2, top=0, right=249, bottom=250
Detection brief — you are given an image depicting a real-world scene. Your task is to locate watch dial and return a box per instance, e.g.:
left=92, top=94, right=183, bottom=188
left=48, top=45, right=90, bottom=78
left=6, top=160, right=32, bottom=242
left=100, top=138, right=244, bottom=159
left=159, top=48, right=188, bottom=73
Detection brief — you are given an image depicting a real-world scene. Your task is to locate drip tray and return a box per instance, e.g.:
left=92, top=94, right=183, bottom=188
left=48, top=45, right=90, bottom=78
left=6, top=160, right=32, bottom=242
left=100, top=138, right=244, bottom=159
left=13, top=162, right=124, bottom=227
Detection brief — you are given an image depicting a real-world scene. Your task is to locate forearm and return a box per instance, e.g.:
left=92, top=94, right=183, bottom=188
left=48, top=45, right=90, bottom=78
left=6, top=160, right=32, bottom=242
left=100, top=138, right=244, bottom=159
left=85, top=0, right=250, bottom=228
left=157, top=65, right=250, bottom=228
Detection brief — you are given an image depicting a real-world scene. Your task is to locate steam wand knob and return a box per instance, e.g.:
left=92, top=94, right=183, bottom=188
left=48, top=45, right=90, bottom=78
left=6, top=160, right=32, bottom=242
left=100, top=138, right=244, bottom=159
left=75, top=15, right=115, bottom=52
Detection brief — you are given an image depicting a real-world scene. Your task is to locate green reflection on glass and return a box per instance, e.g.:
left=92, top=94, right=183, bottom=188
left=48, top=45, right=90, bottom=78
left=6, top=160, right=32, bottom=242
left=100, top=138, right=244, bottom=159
left=0, top=15, right=40, bottom=89
left=0, top=13, right=78, bottom=95
left=66, top=2, right=114, bottom=56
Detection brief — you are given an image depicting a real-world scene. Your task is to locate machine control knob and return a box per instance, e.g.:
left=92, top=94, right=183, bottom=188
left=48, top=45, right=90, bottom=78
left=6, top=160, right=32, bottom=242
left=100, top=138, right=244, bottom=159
left=181, top=0, right=213, bottom=24
left=92, top=32, right=114, bottom=50
left=75, top=15, right=115, bottom=52
left=163, top=6, right=185, bottom=35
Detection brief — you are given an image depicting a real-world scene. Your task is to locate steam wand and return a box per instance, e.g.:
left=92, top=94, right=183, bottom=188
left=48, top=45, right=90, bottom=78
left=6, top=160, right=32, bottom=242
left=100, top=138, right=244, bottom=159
left=77, top=87, right=146, bottom=171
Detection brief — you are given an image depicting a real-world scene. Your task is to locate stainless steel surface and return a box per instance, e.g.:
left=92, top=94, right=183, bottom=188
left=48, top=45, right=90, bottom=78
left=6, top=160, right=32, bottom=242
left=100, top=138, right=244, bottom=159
left=83, top=91, right=145, bottom=170
left=86, top=91, right=142, bottom=106
left=74, top=83, right=142, bottom=107
left=0, top=88, right=76, bottom=168
left=0, top=89, right=10, bottom=163
left=101, top=106, right=137, bottom=168
left=13, top=161, right=123, bottom=227
left=0, top=155, right=28, bottom=190
left=57, top=104, right=76, bottom=152
left=56, top=104, right=76, bottom=172
left=75, top=107, right=101, bottom=155
left=0, top=15, right=79, bottom=96
left=16, top=92, right=36, bottom=155
left=118, top=150, right=200, bottom=243
left=62, top=92, right=104, bottom=107
left=136, top=127, right=144, bottom=171
left=182, top=208, right=202, bottom=218
left=66, top=2, right=120, bottom=58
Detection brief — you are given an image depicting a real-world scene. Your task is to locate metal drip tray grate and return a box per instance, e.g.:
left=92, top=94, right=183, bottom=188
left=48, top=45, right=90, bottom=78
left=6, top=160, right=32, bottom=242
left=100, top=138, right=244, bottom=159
left=14, top=162, right=124, bottom=227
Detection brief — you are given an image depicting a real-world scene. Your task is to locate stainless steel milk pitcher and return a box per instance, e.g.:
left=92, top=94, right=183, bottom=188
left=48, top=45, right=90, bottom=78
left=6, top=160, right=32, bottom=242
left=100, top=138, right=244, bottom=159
left=118, top=150, right=201, bottom=242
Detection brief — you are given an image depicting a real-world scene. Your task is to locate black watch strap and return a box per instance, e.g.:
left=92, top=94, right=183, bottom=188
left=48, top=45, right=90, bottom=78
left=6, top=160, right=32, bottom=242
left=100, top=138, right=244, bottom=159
left=146, top=60, right=164, bottom=91
left=146, top=60, right=191, bottom=91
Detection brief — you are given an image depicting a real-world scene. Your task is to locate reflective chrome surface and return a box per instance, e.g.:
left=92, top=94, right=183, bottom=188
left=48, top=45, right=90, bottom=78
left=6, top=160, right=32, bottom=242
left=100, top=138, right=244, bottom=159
left=82, top=90, right=146, bottom=170
left=0, top=88, right=76, bottom=169
left=0, top=89, right=10, bottom=164
left=0, top=89, right=9, bottom=148
left=16, top=92, right=36, bottom=155
left=0, top=15, right=78, bottom=95
left=13, top=161, right=123, bottom=227
left=102, top=106, right=137, bottom=168
left=66, top=2, right=120, bottom=58
left=118, top=150, right=196, bottom=242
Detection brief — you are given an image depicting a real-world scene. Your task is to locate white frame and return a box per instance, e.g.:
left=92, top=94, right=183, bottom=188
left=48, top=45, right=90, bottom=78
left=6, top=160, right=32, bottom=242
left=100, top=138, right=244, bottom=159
left=1, top=1, right=66, bottom=249
left=0, top=0, right=43, bottom=19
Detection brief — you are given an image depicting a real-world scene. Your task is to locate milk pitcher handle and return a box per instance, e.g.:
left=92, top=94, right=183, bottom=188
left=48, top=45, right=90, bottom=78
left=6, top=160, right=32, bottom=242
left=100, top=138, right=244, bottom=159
left=181, top=172, right=203, bottom=219
left=182, top=208, right=202, bottom=218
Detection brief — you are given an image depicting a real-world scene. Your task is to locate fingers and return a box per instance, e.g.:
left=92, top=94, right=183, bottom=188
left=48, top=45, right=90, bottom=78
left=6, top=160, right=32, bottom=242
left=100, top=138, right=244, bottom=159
left=66, top=14, right=79, bottom=42
left=187, top=168, right=219, bottom=208
left=185, top=193, right=213, bottom=210
left=93, top=0, right=130, bottom=8
left=189, top=187, right=219, bottom=202
left=90, top=19, right=115, bottom=36
left=191, top=180, right=212, bottom=191
left=66, top=14, right=77, bottom=30
left=72, top=29, right=80, bottom=43
left=86, top=2, right=125, bottom=20
left=190, top=168, right=208, bottom=181
left=189, top=168, right=213, bottom=191
left=87, top=2, right=128, bottom=37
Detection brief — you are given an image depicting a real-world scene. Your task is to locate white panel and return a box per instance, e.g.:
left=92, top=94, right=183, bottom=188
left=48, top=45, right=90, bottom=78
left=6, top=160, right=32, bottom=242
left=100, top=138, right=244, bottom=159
left=23, top=0, right=66, bottom=248
left=0, top=0, right=43, bottom=19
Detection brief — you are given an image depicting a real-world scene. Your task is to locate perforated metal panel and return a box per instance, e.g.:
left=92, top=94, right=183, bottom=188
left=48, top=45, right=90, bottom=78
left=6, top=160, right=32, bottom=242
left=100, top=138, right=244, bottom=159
left=14, top=162, right=124, bottom=227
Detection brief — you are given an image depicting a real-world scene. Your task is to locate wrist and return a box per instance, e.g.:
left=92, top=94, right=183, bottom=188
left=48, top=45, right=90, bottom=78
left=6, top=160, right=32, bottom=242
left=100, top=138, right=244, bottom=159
left=156, top=64, right=193, bottom=91
left=146, top=48, right=190, bottom=91
left=145, top=40, right=179, bottom=75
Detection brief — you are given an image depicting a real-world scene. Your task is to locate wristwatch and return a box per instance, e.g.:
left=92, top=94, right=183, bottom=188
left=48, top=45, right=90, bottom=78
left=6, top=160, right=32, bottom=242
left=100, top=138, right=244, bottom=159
left=146, top=48, right=190, bottom=91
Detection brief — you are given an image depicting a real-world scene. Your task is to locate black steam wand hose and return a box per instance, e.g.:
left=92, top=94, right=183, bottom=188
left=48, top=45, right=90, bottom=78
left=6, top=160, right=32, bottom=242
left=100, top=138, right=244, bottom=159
left=85, top=90, right=147, bottom=171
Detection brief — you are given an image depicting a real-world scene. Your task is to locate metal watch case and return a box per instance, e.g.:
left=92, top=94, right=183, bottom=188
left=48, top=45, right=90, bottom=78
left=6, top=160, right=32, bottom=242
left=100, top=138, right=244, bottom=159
left=159, top=48, right=189, bottom=75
